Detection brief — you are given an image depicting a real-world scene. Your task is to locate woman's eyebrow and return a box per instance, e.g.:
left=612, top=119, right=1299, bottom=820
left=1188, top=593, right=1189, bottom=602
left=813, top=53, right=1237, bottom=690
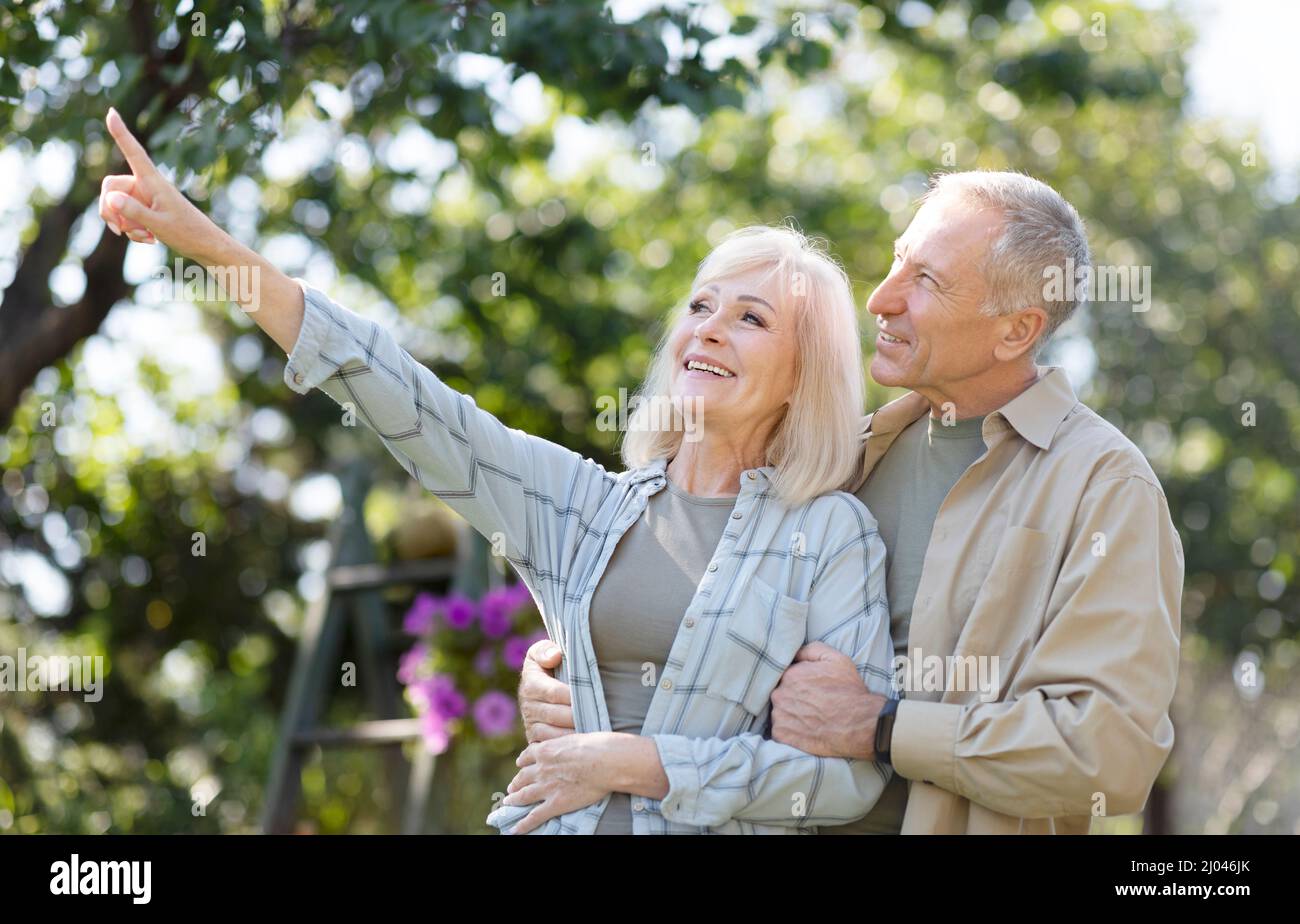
left=737, top=294, right=774, bottom=312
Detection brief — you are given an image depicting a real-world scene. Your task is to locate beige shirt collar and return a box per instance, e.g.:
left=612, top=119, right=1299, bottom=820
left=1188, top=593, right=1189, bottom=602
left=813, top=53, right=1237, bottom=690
left=852, top=366, right=1080, bottom=492
left=860, top=365, right=1079, bottom=447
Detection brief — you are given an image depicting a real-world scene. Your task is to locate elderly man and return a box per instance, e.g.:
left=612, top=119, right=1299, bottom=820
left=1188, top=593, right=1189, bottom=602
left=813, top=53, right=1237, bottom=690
left=519, top=170, right=1183, bottom=835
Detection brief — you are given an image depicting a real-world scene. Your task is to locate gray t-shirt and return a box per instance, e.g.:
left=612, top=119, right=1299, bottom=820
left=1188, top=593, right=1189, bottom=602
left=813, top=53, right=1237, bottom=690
left=587, top=479, right=734, bottom=834
left=820, top=411, right=987, bottom=835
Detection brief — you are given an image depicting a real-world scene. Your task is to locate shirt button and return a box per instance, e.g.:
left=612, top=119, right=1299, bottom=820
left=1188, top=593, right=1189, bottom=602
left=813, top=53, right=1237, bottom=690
left=731, top=511, right=742, bottom=519
left=684, top=616, right=695, bottom=628
left=632, top=801, right=645, bottom=812
left=661, top=678, right=673, bottom=691
left=747, top=471, right=757, bottom=480
left=292, top=371, right=305, bottom=385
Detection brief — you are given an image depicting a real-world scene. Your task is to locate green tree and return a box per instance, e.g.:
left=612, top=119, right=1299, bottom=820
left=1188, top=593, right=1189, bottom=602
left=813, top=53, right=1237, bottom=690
left=2, top=0, right=1296, bottom=834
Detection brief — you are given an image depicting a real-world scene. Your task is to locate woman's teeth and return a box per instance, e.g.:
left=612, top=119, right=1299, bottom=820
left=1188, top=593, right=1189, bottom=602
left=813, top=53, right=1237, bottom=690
left=880, top=333, right=904, bottom=344
left=686, top=360, right=734, bottom=377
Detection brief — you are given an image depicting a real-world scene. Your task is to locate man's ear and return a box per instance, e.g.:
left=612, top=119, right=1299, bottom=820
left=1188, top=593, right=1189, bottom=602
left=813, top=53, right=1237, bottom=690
left=993, top=306, right=1048, bottom=362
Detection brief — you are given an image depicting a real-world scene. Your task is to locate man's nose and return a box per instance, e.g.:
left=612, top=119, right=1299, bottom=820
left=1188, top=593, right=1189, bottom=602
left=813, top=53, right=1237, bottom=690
left=866, top=272, right=905, bottom=317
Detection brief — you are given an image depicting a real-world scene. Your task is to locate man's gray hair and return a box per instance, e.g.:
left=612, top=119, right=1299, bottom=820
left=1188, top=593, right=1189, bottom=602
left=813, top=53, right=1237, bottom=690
left=924, top=171, right=1091, bottom=356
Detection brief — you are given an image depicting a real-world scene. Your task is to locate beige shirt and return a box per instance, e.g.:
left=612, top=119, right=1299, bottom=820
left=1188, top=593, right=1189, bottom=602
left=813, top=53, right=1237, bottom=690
left=848, top=366, right=1184, bottom=835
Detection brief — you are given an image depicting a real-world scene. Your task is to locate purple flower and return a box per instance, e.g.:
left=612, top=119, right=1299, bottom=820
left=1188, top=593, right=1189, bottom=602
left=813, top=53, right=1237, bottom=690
left=419, top=709, right=451, bottom=755
left=502, top=635, right=530, bottom=671
left=472, top=691, right=517, bottom=738
left=473, top=646, right=497, bottom=676
left=431, top=675, right=468, bottom=719
left=507, top=583, right=535, bottom=612
left=402, top=592, right=439, bottom=636
left=441, top=593, right=477, bottom=630
left=410, top=674, right=467, bottom=721
left=479, top=588, right=513, bottom=638
left=397, top=642, right=429, bottom=684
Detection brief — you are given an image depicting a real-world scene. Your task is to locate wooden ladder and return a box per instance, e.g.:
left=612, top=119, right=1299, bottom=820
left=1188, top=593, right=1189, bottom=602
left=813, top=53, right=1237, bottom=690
left=260, top=458, right=488, bottom=834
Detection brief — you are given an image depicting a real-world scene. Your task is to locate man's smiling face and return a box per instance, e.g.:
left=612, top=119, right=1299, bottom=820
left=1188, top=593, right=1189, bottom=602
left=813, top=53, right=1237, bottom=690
left=866, top=193, right=1008, bottom=397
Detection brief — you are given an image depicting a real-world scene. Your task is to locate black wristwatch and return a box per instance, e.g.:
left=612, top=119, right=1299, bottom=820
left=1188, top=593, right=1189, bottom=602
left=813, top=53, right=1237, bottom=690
left=874, top=696, right=899, bottom=766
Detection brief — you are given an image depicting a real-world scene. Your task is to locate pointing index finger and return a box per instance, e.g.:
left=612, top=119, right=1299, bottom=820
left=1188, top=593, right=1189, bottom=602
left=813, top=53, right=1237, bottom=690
left=106, top=108, right=159, bottom=180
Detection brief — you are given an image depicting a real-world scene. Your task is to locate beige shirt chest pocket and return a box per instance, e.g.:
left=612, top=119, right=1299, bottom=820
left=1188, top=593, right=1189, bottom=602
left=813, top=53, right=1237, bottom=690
left=704, top=576, right=810, bottom=717
left=959, top=525, right=1055, bottom=660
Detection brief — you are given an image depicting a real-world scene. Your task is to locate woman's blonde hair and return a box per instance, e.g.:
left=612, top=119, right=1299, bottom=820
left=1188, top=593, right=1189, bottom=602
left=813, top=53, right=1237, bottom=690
left=621, top=223, right=864, bottom=507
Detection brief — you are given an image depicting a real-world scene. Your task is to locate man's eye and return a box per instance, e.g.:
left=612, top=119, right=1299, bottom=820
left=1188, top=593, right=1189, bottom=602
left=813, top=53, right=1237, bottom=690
left=688, top=300, right=709, bottom=313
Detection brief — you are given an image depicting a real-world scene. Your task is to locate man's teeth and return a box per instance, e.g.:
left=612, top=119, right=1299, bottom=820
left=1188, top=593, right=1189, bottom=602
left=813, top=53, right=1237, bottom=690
left=686, top=360, right=734, bottom=377
left=880, top=333, right=904, bottom=344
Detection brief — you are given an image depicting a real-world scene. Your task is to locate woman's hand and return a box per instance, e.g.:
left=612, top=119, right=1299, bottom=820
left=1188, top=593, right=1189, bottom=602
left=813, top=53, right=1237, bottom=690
left=500, top=732, right=618, bottom=834
left=97, top=107, right=307, bottom=353
left=99, top=108, right=228, bottom=263
left=501, top=731, right=669, bottom=834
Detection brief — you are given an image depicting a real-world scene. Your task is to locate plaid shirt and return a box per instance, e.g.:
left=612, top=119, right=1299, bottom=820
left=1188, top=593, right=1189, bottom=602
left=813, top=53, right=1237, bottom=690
left=284, top=283, right=895, bottom=834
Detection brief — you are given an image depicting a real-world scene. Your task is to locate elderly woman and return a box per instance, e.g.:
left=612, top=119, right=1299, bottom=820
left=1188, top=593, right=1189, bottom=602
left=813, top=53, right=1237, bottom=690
left=99, top=108, right=894, bottom=835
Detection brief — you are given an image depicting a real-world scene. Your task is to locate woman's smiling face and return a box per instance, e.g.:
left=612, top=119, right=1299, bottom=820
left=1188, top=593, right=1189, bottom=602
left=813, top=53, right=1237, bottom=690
left=667, top=268, right=799, bottom=441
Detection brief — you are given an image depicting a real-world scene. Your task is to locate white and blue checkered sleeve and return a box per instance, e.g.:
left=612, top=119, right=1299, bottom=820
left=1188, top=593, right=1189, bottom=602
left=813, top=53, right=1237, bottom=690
left=282, top=282, right=614, bottom=630
left=651, top=494, right=894, bottom=829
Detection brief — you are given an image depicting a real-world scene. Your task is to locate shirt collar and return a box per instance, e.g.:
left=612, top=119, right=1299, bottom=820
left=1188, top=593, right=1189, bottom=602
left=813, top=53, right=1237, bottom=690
left=624, top=456, right=668, bottom=486
left=990, top=365, right=1079, bottom=450
left=626, top=456, right=776, bottom=490
left=859, top=365, right=1079, bottom=451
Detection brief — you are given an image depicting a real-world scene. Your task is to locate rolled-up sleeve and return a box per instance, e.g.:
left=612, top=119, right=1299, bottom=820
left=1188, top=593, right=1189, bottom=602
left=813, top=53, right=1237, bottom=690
left=892, top=473, right=1183, bottom=818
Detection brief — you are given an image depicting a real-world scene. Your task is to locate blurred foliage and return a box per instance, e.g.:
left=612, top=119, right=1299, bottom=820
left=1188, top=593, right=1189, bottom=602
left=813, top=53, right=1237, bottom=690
left=1, top=0, right=1297, bottom=834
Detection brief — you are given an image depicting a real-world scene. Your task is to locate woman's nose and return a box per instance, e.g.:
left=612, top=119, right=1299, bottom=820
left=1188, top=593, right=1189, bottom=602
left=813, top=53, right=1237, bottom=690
left=694, top=313, right=727, bottom=343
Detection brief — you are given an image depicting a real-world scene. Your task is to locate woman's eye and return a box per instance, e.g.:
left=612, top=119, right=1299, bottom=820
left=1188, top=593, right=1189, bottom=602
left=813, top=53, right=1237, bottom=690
left=743, top=312, right=764, bottom=326
left=688, top=300, right=709, bottom=313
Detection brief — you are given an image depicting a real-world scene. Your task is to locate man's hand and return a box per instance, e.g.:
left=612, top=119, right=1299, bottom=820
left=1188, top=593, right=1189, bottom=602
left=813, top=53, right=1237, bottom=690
left=770, top=641, right=885, bottom=760
left=518, top=638, right=575, bottom=743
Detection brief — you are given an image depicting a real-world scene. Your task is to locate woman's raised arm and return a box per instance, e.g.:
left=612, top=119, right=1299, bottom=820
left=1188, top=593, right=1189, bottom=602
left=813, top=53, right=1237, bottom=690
left=99, top=107, right=622, bottom=635
left=100, top=108, right=305, bottom=353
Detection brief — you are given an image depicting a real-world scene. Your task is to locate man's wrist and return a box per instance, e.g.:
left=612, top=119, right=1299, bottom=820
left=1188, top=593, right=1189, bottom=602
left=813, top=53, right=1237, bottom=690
left=874, top=695, right=899, bottom=765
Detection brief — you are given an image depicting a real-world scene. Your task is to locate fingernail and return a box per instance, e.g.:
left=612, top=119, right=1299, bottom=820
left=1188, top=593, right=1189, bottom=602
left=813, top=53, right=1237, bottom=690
left=107, top=191, right=125, bottom=209
left=544, top=645, right=560, bottom=659
left=106, top=219, right=121, bottom=236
